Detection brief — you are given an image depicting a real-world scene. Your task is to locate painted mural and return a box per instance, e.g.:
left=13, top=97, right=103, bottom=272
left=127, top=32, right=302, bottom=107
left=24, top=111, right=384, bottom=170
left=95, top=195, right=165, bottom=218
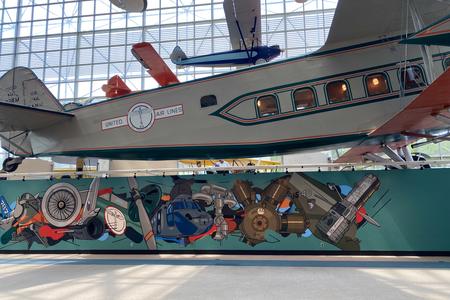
left=0, top=169, right=449, bottom=252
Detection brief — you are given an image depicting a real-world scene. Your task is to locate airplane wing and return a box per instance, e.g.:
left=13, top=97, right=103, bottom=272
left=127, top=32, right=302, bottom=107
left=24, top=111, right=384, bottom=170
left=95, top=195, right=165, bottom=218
left=132, top=42, right=180, bottom=87
left=0, top=102, right=74, bottom=132
left=401, top=15, right=450, bottom=47
left=336, top=69, right=450, bottom=163
left=223, top=0, right=261, bottom=50
left=320, top=0, right=450, bottom=51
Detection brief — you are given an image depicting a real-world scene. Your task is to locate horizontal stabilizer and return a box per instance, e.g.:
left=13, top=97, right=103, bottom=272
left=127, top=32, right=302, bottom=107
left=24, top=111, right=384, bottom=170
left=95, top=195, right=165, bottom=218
left=0, top=102, right=73, bottom=132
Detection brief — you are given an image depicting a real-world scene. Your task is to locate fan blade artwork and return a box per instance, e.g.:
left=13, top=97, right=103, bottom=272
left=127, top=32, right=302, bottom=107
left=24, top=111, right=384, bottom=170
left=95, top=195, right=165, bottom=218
left=1, top=169, right=450, bottom=252
left=0, top=172, right=381, bottom=250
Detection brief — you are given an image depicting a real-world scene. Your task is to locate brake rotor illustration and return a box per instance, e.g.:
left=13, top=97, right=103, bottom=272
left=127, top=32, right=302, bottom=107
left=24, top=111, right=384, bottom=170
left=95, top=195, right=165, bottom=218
left=105, top=206, right=127, bottom=235
left=240, top=204, right=281, bottom=246
left=41, top=183, right=82, bottom=227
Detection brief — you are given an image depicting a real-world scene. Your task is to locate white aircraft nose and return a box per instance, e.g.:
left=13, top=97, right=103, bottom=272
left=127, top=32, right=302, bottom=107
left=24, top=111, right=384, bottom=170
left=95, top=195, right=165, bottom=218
left=109, top=0, right=147, bottom=12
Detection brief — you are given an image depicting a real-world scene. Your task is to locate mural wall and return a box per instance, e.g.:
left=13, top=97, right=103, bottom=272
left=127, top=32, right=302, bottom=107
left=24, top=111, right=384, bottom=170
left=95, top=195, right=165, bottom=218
left=0, top=169, right=449, bottom=253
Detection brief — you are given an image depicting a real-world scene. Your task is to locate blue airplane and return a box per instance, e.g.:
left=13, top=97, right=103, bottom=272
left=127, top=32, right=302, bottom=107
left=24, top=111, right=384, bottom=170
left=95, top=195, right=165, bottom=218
left=170, top=0, right=282, bottom=67
left=170, top=45, right=282, bottom=68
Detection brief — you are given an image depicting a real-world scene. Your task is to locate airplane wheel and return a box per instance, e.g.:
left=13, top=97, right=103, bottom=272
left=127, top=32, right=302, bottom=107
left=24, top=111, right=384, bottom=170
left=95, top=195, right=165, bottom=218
left=412, top=153, right=431, bottom=168
left=255, top=58, right=267, bottom=65
left=2, top=158, right=20, bottom=173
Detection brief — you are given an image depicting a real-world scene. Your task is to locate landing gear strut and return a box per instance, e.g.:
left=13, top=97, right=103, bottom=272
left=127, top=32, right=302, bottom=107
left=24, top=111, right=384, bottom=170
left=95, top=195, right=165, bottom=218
left=2, top=157, right=24, bottom=173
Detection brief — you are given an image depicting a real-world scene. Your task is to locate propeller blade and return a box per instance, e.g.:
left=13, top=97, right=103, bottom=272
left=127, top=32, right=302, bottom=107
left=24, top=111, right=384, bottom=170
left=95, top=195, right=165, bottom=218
left=359, top=212, right=381, bottom=227
left=128, top=177, right=157, bottom=250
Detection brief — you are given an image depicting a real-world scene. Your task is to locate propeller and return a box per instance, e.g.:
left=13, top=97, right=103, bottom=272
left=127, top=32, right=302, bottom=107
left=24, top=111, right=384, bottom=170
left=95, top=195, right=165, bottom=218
left=128, top=177, right=157, bottom=250
left=358, top=211, right=381, bottom=227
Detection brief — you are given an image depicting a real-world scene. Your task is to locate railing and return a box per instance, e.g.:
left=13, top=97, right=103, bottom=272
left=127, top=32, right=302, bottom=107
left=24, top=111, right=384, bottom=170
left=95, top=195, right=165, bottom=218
left=1, top=160, right=450, bottom=180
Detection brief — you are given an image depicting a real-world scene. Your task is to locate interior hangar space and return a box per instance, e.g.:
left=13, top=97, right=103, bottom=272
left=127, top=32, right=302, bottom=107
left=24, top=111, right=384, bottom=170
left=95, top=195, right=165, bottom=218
left=0, top=1, right=450, bottom=300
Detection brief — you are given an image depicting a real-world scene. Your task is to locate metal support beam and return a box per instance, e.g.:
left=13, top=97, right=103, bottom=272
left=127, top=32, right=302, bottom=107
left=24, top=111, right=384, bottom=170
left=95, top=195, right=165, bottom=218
left=382, top=145, right=408, bottom=169
left=363, top=153, right=402, bottom=169
left=401, top=146, right=414, bottom=162
left=435, top=114, right=450, bottom=126
left=382, top=145, right=405, bottom=162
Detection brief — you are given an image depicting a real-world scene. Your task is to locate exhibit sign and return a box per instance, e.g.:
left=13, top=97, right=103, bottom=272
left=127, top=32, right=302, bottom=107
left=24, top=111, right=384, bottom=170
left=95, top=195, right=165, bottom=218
left=0, top=169, right=449, bottom=253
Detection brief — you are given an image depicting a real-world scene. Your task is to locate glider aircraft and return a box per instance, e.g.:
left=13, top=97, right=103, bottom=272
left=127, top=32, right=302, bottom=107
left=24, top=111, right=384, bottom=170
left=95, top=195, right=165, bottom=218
left=1, top=0, right=450, bottom=172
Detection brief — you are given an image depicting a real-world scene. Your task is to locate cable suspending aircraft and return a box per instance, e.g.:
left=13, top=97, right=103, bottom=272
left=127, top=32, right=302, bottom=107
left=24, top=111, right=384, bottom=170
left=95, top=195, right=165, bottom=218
left=170, top=0, right=282, bottom=67
left=1, top=0, right=450, bottom=172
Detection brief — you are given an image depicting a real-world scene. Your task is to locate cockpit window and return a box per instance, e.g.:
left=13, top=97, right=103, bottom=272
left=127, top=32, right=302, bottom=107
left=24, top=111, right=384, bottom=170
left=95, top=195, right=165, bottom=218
left=256, top=95, right=279, bottom=117
left=326, top=80, right=351, bottom=103
left=366, top=73, right=390, bottom=96
left=200, top=95, right=217, bottom=108
left=293, top=88, right=316, bottom=110
left=400, top=66, right=427, bottom=90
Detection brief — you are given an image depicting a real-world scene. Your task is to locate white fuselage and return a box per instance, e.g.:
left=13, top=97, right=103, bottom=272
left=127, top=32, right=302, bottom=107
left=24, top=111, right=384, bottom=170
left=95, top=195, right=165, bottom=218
left=28, top=37, right=450, bottom=160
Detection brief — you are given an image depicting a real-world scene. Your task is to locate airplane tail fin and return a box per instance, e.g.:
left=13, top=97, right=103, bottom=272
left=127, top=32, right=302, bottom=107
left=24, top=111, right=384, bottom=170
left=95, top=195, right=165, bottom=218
left=170, top=46, right=188, bottom=64
left=0, top=67, right=64, bottom=112
left=0, top=67, right=73, bottom=157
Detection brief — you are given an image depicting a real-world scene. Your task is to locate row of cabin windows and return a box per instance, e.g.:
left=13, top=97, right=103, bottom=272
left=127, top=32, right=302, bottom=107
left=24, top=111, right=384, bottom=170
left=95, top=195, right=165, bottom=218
left=257, top=66, right=427, bottom=117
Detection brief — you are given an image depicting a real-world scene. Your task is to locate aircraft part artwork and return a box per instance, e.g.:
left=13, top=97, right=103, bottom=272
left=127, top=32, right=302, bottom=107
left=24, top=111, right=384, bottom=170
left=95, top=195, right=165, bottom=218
left=0, top=169, right=449, bottom=253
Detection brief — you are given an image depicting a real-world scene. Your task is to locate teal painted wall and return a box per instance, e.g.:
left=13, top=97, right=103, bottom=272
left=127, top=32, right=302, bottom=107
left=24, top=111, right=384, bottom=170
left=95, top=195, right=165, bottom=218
left=0, top=169, right=448, bottom=253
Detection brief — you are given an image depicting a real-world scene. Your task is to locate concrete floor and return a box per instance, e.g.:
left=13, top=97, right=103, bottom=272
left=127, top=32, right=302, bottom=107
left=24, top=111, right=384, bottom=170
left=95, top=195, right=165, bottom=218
left=0, top=254, right=449, bottom=300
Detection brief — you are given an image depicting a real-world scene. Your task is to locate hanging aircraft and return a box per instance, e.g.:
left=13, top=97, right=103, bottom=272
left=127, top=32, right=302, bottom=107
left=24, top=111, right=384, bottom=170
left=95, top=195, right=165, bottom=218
left=1, top=0, right=450, bottom=172
left=109, top=0, right=147, bottom=12
left=170, top=0, right=282, bottom=67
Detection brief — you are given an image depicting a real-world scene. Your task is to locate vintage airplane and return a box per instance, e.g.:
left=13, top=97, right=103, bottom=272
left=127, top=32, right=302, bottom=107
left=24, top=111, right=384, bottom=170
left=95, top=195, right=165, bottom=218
left=170, top=0, right=282, bottom=67
left=1, top=0, right=450, bottom=172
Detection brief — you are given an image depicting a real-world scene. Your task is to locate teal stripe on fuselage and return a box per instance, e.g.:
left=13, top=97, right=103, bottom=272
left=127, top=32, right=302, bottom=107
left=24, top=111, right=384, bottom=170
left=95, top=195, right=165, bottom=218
left=215, top=90, right=423, bottom=126
left=39, top=133, right=368, bottom=160
left=67, top=35, right=421, bottom=112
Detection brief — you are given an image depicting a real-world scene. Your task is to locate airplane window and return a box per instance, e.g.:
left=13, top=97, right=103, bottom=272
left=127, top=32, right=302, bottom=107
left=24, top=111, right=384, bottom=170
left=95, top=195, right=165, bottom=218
left=256, top=95, right=279, bottom=117
left=200, top=95, right=217, bottom=108
left=326, top=80, right=351, bottom=103
left=366, top=73, right=390, bottom=96
left=293, top=88, right=316, bottom=110
left=400, top=66, right=427, bottom=90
